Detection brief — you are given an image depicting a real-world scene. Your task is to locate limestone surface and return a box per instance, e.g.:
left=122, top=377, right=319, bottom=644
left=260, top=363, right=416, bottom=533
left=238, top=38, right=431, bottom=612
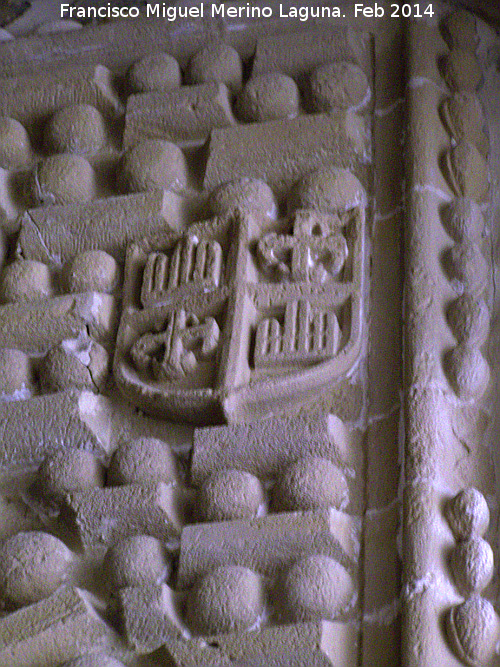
left=446, top=488, right=490, bottom=540
left=0, top=531, right=72, bottom=608
left=446, top=597, right=500, bottom=667
left=63, top=483, right=188, bottom=553
left=40, top=341, right=109, bottom=393
left=0, top=259, right=52, bottom=303
left=0, top=293, right=118, bottom=353
left=444, top=141, right=489, bottom=202
left=445, top=343, right=490, bottom=400
left=0, top=586, right=116, bottom=666
left=441, top=49, right=482, bottom=92
left=128, top=52, right=181, bottom=93
left=118, top=140, right=188, bottom=193
left=124, top=82, right=236, bottom=146
left=0, top=117, right=31, bottom=169
left=203, top=113, right=369, bottom=196
left=281, top=555, right=355, bottom=621
left=0, top=8, right=497, bottom=667
left=30, top=154, right=97, bottom=206
left=44, top=104, right=107, bottom=155
left=0, top=390, right=112, bottom=469
left=442, top=240, right=489, bottom=295
left=236, top=72, right=300, bottom=122
left=18, top=190, right=175, bottom=264
left=177, top=507, right=360, bottom=588
left=186, top=566, right=265, bottom=635
left=116, top=583, right=183, bottom=653
left=37, top=450, right=105, bottom=502
left=272, top=457, right=349, bottom=512
left=188, top=43, right=242, bottom=92
left=0, top=65, right=123, bottom=131
left=208, top=178, right=278, bottom=219
left=196, top=469, right=265, bottom=522
left=63, top=656, right=126, bottom=667
left=441, top=197, right=485, bottom=242
left=447, top=295, right=490, bottom=346
left=309, top=61, right=370, bottom=111
left=62, top=250, right=120, bottom=294
left=104, top=535, right=171, bottom=589
left=289, top=165, right=367, bottom=213
left=441, top=10, right=477, bottom=51
left=107, top=436, right=179, bottom=487
left=0, top=348, right=34, bottom=399
left=450, top=536, right=494, bottom=596
left=440, top=92, right=489, bottom=157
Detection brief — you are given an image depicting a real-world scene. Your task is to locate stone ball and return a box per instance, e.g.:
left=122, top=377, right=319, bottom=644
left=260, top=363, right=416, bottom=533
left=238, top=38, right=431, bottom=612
left=309, top=61, right=370, bottom=111
left=209, top=178, right=278, bottom=219
left=445, top=343, right=490, bottom=401
left=38, top=449, right=105, bottom=502
left=0, top=531, right=72, bottom=608
left=446, top=488, right=490, bottom=540
left=128, top=52, right=181, bottom=93
left=440, top=92, right=488, bottom=158
left=443, top=240, right=489, bottom=296
left=451, top=536, right=494, bottom=597
left=0, top=348, right=34, bottom=399
left=441, top=10, right=477, bottom=51
left=104, top=535, right=171, bottom=589
left=272, top=457, right=349, bottom=512
left=186, top=566, right=265, bottom=634
left=44, top=105, right=107, bottom=155
left=442, top=197, right=484, bottom=243
left=441, top=49, right=482, bottom=92
left=107, top=437, right=178, bottom=487
left=0, top=259, right=52, bottom=303
left=236, top=73, right=300, bottom=122
left=289, top=166, right=367, bottom=214
left=282, top=555, right=355, bottom=622
left=31, top=154, right=96, bottom=205
left=447, top=597, right=499, bottom=667
left=188, top=43, right=242, bottom=92
left=118, top=140, right=188, bottom=193
left=197, top=470, right=265, bottom=522
left=62, top=656, right=126, bottom=667
left=0, top=117, right=32, bottom=169
left=62, top=250, right=120, bottom=294
left=445, top=141, right=489, bottom=202
left=40, top=341, right=109, bottom=393
left=447, top=295, right=490, bottom=346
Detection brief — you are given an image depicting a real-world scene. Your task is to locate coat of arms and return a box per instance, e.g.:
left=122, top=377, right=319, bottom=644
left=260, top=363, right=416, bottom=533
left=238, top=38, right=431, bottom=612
left=114, top=175, right=366, bottom=423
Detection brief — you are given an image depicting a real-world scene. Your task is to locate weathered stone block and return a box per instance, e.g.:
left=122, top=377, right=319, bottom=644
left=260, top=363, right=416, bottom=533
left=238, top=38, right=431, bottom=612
left=252, top=27, right=372, bottom=84
left=117, top=583, right=186, bottom=653
left=124, top=82, right=236, bottom=147
left=177, top=508, right=361, bottom=588
left=0, top=586, right=115, bottom=666
left=63, top=483, right=191, bottom=553
left=0, top=293, right=118, bottom=353
left=0, top=390, right=112, bottom=470
left=191, top=413, right=357, bottom=484
left=164, top=620, right=358, bottom=667
left=203, top=113, right=370, bottom=196
left=0, top=65, right=123, bottom=133
left=18, top=190, right=179, bottom=264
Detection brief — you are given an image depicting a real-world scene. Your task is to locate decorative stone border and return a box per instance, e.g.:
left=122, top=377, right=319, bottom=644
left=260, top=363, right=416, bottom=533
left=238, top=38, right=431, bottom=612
left=402, top=9, right=498, bottom=667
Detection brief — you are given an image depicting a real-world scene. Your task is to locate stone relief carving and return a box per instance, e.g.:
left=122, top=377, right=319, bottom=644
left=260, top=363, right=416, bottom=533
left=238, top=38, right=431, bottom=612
left=130, top=309, right=220, bottom=381
left=113, top=173, right=366, bottom=422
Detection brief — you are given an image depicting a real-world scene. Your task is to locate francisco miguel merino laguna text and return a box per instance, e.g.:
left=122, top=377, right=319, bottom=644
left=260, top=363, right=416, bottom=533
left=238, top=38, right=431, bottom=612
left=60, top=3, right=345, bottom=21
